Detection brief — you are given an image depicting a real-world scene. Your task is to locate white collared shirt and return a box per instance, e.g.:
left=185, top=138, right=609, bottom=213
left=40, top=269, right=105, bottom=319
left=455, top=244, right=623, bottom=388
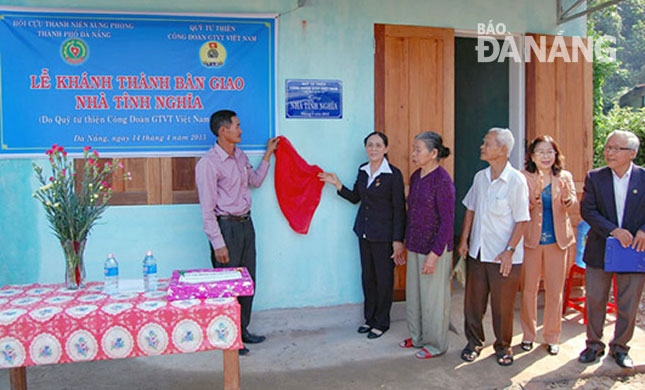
left=361, top=158, right=392, bottom=187
left=462, top=162, right=530, bottom=264
left=612, top=162, right=633, bottom=228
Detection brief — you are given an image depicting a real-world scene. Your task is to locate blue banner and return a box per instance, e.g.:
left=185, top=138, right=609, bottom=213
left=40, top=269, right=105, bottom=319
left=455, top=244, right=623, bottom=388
left=285, top=79, right=342, bottom=119
left=0, top=10, right=276, bottom=156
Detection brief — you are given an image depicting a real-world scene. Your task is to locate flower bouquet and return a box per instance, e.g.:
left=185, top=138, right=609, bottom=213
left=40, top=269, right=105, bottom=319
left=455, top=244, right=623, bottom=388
left=32, top=145, right=131, bottom=289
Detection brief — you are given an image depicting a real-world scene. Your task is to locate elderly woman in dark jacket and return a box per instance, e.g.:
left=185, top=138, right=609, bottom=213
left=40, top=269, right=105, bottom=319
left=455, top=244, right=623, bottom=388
left=319, top=131, right=406, bottom=339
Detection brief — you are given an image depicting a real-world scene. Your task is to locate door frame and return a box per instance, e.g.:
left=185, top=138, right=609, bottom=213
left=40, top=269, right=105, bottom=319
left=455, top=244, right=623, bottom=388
left=374, top=24, right=455, bottom=301
left=374, top=26, right=528, bottom=301
left=454, top=29, right=526, bottom=167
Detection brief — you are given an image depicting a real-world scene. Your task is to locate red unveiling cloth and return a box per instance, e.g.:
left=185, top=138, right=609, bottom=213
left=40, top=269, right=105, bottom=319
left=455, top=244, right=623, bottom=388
left=274, top=136, right=324, bottom=234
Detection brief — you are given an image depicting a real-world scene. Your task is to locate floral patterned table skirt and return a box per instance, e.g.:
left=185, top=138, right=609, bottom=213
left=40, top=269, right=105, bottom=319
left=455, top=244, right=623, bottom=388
left=0, top=280, right=242, bottom=368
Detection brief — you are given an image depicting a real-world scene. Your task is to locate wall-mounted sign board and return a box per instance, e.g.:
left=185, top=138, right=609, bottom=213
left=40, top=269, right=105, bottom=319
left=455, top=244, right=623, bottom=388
left=285, top=79, right=342, bottom=119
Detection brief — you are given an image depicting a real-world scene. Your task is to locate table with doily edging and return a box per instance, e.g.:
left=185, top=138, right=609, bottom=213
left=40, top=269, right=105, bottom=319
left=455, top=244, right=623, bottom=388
left=0, top=280, right=242, bottom=390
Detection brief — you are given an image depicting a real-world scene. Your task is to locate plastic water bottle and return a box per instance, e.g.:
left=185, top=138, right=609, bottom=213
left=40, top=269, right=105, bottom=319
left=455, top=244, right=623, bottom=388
left=143, top=251, right=158, bottom=292
left=103, top=254, right=119, bottom=295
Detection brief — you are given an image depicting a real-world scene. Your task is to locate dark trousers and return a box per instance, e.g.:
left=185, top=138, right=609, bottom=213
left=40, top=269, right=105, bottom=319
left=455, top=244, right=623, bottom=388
left=464, top=255, right=521, bottom=355
left=210, top=217, right=256, bottom=331
left=585, top=266, right=645, bottom=354
left=358, top=238, right=395, bottom=331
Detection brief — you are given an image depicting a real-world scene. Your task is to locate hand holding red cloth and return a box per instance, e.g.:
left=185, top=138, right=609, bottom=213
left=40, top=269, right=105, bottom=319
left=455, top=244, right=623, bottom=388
left=273, top=136, right=324, bottom=234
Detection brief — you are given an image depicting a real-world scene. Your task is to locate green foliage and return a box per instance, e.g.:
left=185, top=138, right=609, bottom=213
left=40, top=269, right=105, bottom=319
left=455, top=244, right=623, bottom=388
left=588, top=0, right=645, bottom=109
left=32, top=146, right=130, bottom=256
left=592, top=106, right=645, bottom=167
left=589, top=1, right=645, bottom=168
left=588, top=21, right=619, bottom=120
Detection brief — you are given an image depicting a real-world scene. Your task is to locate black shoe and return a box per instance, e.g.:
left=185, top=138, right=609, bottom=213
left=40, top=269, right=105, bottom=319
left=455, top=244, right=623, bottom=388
left=578, top=347, right=604, bottom=364
left=242, top=329, right=266, bottom=344
left=610, top=351, right=634, bottom=369
left=357, top=324, right=371, bottom=334
left=367, top=328, right=385, bottom=339
left=239, top=346, right=249, bottom=356
left=547, top=344, right=559, bottom=356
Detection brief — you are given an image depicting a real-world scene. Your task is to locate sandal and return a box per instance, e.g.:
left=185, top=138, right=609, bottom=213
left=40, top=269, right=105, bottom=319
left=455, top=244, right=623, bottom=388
left=521, top=341, right=533, bottom=351
left=547, top=344, right=559, bottom=355
left=415, top=347, right=442, bottom=359
left=496, top=353, right=514, bottom=366
left=460, top=346, right=479, bottom=362
left=399, top=338, right=414, bottom=348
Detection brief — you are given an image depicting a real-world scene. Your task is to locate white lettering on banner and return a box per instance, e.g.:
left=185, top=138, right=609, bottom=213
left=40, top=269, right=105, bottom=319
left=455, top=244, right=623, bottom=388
left=477, top=20, right=508, bottom=35
left=474, top=21, right=615, bottom=63
left=476, top=37, right=500, bottom=63
left=525, top=35, right=547, bottom=62
left=476, top=35, right=616, bottom=63
left=595, top=35, right=617, bottom=63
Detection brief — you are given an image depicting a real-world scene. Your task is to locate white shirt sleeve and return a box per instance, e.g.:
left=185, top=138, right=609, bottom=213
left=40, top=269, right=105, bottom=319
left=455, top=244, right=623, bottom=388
left=462, top=173, right=478, bottom=211
left=510, top=174, right=530, bottom=222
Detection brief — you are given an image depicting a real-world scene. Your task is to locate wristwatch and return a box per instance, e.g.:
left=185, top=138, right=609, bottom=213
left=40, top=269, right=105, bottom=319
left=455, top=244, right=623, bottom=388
left=505, top=245, right=515, bottom=252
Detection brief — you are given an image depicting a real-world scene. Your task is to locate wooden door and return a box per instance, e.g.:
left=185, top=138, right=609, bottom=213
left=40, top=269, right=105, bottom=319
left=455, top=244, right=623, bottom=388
left=525, top=33, right=593, bottom=267
left=525, top=33, right=593, bottom=221
left=375, top=24, right=454, bottom=300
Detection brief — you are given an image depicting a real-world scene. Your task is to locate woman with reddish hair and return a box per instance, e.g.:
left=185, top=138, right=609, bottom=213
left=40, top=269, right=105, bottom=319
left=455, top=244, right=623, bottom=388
left=520, top=135, right=577, bottom=356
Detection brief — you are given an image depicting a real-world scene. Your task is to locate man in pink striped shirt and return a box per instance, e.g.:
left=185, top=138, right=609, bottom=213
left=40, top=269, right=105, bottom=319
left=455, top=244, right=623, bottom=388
left=195, top=109, right=279, bottom=355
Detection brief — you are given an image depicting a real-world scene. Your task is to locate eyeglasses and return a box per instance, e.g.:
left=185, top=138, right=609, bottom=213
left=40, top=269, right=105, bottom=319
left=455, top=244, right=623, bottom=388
left=534, top=150, right=555, bottom=156
left=604, top=146, right=633, bottom=153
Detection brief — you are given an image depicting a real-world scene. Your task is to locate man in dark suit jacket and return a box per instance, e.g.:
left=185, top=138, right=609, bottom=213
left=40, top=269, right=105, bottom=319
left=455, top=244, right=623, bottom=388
left=579, top=129, right=645, bottom=369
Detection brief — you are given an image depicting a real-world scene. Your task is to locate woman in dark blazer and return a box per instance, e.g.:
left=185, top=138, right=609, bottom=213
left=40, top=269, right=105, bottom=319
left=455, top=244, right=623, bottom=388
left=319, top=131, right=406, bottom=339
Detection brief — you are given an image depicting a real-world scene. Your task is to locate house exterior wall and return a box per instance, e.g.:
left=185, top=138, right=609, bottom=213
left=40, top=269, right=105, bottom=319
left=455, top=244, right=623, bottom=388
left=0, top=0, right=586, bottom=310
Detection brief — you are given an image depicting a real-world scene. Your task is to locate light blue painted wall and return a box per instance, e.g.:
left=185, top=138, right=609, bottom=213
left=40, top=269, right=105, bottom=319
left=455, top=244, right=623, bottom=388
left=0, top=0, right=585, bottom=310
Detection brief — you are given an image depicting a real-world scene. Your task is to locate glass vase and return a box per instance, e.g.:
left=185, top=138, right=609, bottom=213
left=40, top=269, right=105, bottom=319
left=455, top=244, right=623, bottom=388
left=62, top=240, right=87, bottom=290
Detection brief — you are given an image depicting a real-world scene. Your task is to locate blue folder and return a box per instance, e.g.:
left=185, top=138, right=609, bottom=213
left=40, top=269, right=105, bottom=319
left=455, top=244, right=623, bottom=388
left=604, top=237, right=645, bottom=273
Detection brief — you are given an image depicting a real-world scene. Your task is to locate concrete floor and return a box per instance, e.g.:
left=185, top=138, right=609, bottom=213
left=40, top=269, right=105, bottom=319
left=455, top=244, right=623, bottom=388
left=2, top=285, right=644, bottom=390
